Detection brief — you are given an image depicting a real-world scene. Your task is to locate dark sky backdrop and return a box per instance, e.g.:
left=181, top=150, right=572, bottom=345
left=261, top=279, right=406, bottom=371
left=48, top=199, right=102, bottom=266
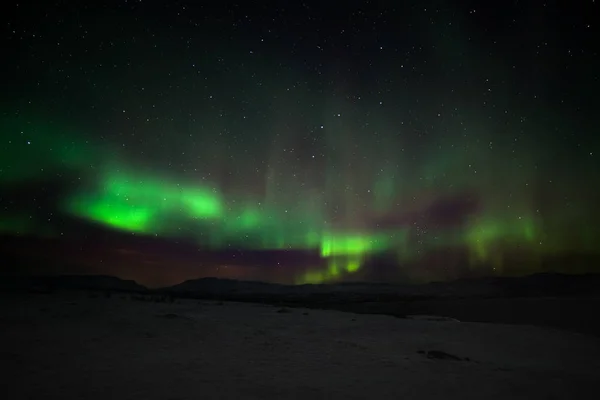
left=1, top=0, right=598, bottom=287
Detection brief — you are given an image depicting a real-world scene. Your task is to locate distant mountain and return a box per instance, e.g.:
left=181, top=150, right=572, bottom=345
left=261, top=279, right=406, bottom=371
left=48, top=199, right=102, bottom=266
left=2, top=272, right=598, bottom=298
left=168, top=277, right=294, bottom=296
left=167, top=277, right=423, bottom=297
left=0, top=274, right=147, bottom=292
left=164, top=273, right=600, bottom=299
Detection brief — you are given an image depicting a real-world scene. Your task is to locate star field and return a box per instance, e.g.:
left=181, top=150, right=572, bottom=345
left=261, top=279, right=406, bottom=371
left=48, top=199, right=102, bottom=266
left=1, top=0, right=599, bottom=286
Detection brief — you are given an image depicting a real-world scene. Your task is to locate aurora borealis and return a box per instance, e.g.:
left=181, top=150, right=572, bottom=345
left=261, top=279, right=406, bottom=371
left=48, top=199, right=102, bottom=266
left=2, top=0, right=599, bottom=287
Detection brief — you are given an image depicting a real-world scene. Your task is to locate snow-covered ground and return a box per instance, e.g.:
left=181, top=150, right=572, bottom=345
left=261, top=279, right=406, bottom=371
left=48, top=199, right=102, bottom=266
left=1, top=293, right=599, bottom=399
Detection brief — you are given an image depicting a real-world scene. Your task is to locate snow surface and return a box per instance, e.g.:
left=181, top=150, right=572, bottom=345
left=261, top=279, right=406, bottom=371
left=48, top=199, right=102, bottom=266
left=1, top=293, right=599, bottom=399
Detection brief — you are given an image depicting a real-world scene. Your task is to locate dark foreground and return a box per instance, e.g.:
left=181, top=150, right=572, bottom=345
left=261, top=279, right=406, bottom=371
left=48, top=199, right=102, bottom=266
left=1, top=291, right=600, bottom=399
left=265, top=294, right=600, bottom=337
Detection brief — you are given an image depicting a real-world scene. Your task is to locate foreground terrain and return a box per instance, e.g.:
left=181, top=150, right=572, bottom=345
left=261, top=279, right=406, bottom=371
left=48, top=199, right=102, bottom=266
left=1, top=292, right=599, bottom=399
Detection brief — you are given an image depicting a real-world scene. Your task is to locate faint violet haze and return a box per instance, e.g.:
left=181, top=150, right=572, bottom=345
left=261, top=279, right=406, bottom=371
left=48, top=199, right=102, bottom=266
left=1, top=0, right=598, bottom=284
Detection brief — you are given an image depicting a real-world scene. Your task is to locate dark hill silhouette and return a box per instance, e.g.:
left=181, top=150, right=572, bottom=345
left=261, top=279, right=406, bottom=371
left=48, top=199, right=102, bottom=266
left=1, top=271, right=599, bottom=335
left=161, top=273, right=600, bottom=336
left=165, top=272, right=600, bottom=299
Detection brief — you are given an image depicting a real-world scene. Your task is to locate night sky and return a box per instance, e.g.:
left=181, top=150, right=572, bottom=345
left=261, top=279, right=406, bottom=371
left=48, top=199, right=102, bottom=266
left=2, top=0, right=599, bottom=287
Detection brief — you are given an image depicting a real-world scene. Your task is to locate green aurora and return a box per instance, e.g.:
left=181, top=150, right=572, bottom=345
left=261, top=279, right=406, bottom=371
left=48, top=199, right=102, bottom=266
left=3, top=0, right=599, bottom=285
left=2, top=113, right=598, bottom=284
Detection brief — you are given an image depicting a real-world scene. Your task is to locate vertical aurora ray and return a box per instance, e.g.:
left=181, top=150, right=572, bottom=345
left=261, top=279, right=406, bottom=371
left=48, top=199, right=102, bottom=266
left=2, top=34, right=599, bottom=284
left=296, top=256, right=363, bottom=285
left=7, top=112, right=596, bottom=284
